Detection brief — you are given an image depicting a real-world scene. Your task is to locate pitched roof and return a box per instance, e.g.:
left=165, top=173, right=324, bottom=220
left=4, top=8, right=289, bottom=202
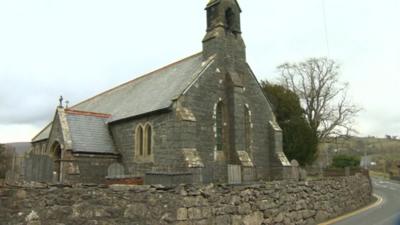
left=73, top=53, right=211, bottom=122
left=64, top=109, right=116, bottom=154
left=32, top=52, right=215, bottom=142
left=32, top=123, right=52, bottom=142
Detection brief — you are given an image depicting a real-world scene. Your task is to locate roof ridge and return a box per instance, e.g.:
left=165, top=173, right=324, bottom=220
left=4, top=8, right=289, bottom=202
left=72, top=52, right=203, bottom=109
left=65, top=109, right=112, bottom=118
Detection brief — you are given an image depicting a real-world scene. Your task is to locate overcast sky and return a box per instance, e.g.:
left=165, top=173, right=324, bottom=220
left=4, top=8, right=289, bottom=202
left=0, top=0, right=399, bottom=143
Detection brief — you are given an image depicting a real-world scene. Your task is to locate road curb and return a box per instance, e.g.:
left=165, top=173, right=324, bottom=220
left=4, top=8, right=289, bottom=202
left=319, top=194, right=383, bottom=225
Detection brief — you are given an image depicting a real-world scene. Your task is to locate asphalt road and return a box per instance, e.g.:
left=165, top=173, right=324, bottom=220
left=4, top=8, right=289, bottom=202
left=331, top=178, right=400, bottom=225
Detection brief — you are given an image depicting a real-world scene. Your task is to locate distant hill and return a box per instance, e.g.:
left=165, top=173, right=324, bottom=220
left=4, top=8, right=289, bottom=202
left=320, top=136, right=400, bottom=156
left=317, top=136, right=400, bottom=175
left=4, top=142, right=31, bottom=155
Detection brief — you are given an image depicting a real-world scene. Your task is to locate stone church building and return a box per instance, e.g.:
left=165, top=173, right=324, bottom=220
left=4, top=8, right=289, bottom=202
left=31, top=0, right=290, bottom=184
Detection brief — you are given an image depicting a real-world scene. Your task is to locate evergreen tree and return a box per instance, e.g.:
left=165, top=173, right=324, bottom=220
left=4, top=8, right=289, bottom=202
left=261, top=82, right=318, bottom=166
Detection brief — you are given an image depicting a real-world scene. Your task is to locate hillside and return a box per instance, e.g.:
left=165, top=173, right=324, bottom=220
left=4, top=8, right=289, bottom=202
left=317, top=136, right=400, bottom=175
left=4, top=142, right=31, bottom=156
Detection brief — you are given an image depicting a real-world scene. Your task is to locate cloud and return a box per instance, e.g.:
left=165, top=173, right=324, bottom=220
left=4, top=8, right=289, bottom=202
left=0, top=124, right=39, bottom=143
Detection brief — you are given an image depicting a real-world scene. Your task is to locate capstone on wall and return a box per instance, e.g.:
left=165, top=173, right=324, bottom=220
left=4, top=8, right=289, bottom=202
left=0, top=174, right=373, bottom=225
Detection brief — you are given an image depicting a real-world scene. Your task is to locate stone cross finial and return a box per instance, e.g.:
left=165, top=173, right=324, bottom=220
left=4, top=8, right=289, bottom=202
left=59, top=96, right=64, bottom=108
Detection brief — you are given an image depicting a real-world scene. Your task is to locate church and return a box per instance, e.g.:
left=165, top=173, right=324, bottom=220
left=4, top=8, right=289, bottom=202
left=30, top=0, right=290, bottom=184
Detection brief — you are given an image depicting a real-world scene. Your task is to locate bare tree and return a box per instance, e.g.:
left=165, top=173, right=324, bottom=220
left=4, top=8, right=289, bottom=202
left=277, top=58, right=361, bottom=142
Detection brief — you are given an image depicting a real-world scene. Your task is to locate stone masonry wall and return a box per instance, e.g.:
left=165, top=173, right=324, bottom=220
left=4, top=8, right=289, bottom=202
left=109, top=111, right=187, bottom=177
left=180, top=60, right=278, bottom=182
left=0, top=174, right=373, bottom=225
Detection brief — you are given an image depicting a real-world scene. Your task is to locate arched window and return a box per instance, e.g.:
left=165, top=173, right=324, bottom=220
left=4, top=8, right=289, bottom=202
left=244, top=106, right=251, bottom=152
left=135, top=123, right=154, bottom=161
left=136, top=125, right=144, bottom=156
left=216, top=102, right=224, bottom=151
left=144, top=124, right=152, bottom=156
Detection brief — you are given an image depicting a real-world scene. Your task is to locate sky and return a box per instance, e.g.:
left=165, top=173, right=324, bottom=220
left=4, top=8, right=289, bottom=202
left=0, top=0, right=399, bottom=143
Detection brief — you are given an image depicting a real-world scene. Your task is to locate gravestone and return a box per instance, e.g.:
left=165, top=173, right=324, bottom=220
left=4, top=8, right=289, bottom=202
left=107, top=163, right=125, bottom=179
left=291, top=160, right=300, bottom=181
left=299, top=168, right=307, bottom=181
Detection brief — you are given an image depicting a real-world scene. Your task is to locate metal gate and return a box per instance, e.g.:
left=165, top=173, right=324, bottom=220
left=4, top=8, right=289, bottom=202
left=228, top=164, right=242, bottom=184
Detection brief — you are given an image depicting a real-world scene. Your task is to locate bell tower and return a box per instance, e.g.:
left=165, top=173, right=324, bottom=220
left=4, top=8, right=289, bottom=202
left=202, top=0, right=246, bottom=63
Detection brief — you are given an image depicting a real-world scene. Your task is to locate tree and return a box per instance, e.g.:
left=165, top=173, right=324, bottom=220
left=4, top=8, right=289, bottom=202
left=277, top=58, right=361, bottom=141
left=332, top=154, right=360, bottom=168
left=261, top=82, right=318, bottom=166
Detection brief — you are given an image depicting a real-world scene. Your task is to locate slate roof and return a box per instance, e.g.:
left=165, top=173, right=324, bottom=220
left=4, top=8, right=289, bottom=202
left=73, top=53, right=210, bottom=122
left=32, top=53, right=215, bottom=143
left=32, top=123, right=52, bottom=142
left=65, top=109, right=116, bottom=154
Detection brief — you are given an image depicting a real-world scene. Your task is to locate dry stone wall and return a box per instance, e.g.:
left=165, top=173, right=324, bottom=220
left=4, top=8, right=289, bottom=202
left=0, top=174, right=372, bottom=225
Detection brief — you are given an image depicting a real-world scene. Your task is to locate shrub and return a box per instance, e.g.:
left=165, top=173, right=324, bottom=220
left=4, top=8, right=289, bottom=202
left=332, top=154, right=360, bottom=168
